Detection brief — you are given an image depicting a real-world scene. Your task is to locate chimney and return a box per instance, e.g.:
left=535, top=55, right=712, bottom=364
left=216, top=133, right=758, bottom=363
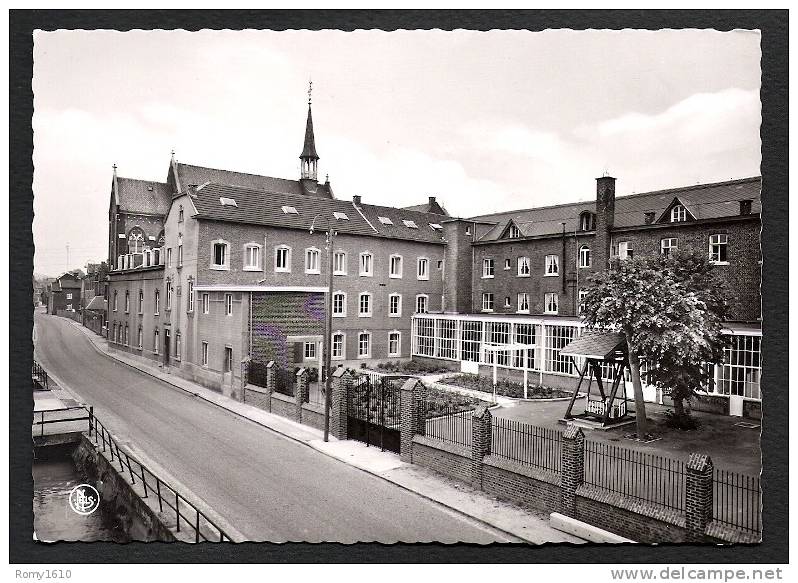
left=429, top=196, right=436, bottom=205
left=352, top=195, right=362, bottom=206
left=740, top=199, right=752, bottom=215
left=594, top=175, right=616, bottom=270
left=644, top=211, right=656, bottom=224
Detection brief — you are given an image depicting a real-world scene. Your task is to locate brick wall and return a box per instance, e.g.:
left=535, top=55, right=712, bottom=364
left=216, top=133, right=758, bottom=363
left=481, top=455, right=561, bottom=514
left=411, top=436, right=472, bottom=484
left=270, top=392, right=295, bottom=420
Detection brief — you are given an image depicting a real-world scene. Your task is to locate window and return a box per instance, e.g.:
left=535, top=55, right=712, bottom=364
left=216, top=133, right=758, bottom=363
left=402, top=220, right=418, bottom=229
left=177, top=243, right=183, bottom=267
left=219, top=197, right=237, bottom=207
left=482, top=293, right=494, bottom=312
left=504, top=258, right=511, bottom=270
left=305, top=248, right=321, bottom=274
left=332, top=333, right=345, bottom=359
left=507, top=224, right=521, bottom=239
left=202, top=293, right=210, bottom=314
left=154, top=329, right=159, bottom=354
left=333, top=251, right=347, bottom=275
left=128, top=232, right=144, bottom=254
left=138, top=290, right=144, bottom=313
left=224, top=346, right=233, bottom=372
left=417, top=258, right=429, bottom=280
left=358, top=332, right=371, bottom=358
left=332, top=291, right=347, bottom=317
left=244, top=244, right=262, bottom=270
left=710, top=234, right=729, bottom=264
left=670, top=204, right=687, bottom=222
left=661, top=238, right=678, bottom=257
left=715, top=335, right=761, bottom=399
left=333, top=211, right=349, bottom=221
left=517, top=292, right=530, bottom=313
left=167, top=248, right=172, bottom=268
left=359, top=293, right=372, bottom=317
left=178, top=205, right=184, bottom=222
left=124, top=291, right=130, bottom=313
left=281, top=205, right=298, bottom=215
left=304, top=342, right=317, bottom=360
left=482, top=258, right=495, bottom=278
left=187, top=280, right=194, bottom=312
left=211, top=241, right=229, bottom=269
left=275, top=246, right=291, bottom=272
left=579, top=211, right=594, bottom=231
left=579, top=245, right=591, bottom=268
left=544, top=292, right=559, bottom=314
left=65, top=304, right=72, bottom=311
left=617, top=240, right=633, bottom=260
left=225, top=293, right=233, bottom=316
left=166, top=283, right=172, bottom=310
left=389, top=332, right=401, bottom=357
left=66, top=293, right=73, bottom=300
left=201, top=342, right=209, bottom=366
left=517, top=256, right=530, bottom=277
left=429, top=223, right=442, bottom=231
left=359, top=253, right=373, bottom=276
left=113, top=291, right=118, bottom=311
left=504, top=296, right=511, bottom=308
left=154, top=289, right=160, bottom=314
left=415, top=295, right=428, bottom=314
left=389, top=255, right=403, bottom=278
left=378, top=216, right=393, bottom=225
left=545, top=254, right=559, bottom=276
left=578, top=289, right=589, bottom=315
left=389, top=294, right=402, bottom=317
left=175, top=333, right=182, bottom=360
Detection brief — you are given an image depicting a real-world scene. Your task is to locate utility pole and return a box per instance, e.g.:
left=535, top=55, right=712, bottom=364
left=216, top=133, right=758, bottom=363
left=323, top=226, right=335, bottom=442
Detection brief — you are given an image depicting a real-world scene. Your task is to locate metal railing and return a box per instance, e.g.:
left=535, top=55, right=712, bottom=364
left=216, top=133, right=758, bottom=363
left=32, top=360, right=49, bottom=390
left=713, top=468, right=762, bottom=534
left=584, top=440, right=687, bottom=512
left=420, top=400, right=473, bottom=447
left=34, top=404, right=231, bottom=542
left=33, top=406, right=90, bottom=437
left=491, top=418, right=562, bottom=473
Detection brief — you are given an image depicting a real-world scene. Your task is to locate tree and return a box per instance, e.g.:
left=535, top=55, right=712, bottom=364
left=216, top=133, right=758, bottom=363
left=581, top=250, right=730, bottom=436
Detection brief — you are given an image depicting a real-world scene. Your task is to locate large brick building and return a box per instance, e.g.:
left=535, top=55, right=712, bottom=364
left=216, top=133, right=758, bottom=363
left=105, top=100, right=762, bottom=415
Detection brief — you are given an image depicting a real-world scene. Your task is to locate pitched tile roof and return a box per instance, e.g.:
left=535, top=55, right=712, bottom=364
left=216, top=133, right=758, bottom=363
left=116, top=178, right=172, bottom=215
left=471, top=177, right=761, bottom=242
left=85, top=296, right=107, bottom=311
left=560, top=332, right=626, bottom=360
left=191, top=183, right=446, bottom=244
left=402, top=198, right=450, bottom=216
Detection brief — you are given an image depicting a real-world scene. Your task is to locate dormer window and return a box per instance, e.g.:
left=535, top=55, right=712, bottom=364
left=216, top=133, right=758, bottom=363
left=507, top=224, right=521, bottom=239
left=579, top=211, right=595, bottom=231
left=670, top=204, right=687, bottom=223
left=403, top=220, right=418, bottom=229
left=333, top=212, right=349, bottom=221
left=429, top=223, right=443, bottom=231
left=378, top=216, right=393, bottom=225
left=281, top=205, right=298, bottom=215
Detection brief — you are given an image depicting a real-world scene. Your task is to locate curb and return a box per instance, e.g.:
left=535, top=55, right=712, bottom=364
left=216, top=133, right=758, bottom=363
left=63, top=318, right=566, bottom=544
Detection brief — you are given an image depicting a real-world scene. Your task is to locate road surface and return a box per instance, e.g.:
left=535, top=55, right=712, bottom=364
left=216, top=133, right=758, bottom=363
left=33, top=311, right=512, bottom=543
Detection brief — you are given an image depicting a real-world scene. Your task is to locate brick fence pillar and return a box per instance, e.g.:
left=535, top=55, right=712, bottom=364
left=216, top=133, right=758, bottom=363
left=295, top=368, right=309, bottom=423
left=685, top=453, right=714, bottom=541
left=471, top=404, right=492, bottom=489
left=330, top=367, right=349, bottom=440
left=399, top=378, right=424, bottom=463
left=239, top=357, right=250, bottom=403
left=560, top=425, right=585, bottom=517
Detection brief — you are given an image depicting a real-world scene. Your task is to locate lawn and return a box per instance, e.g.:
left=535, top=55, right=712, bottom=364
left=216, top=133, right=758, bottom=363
left=441, top=373, right=572, bottom=400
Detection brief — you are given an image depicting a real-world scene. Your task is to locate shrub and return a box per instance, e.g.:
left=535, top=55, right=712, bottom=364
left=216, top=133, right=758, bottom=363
left=663, top=409, right=701, bottom=430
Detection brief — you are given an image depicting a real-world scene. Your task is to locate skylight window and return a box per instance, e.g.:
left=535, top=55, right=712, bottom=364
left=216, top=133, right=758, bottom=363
left=219, top=197, right=237, bottom=207
left=333, top=212, right=349, bottom=221
left=378, top=216, right=394, bottom=225
left=403, top=220, right=418, bottom=229
left=281, top=205, right=298, bottom=214
left=429, top=223, right=443, bottom=230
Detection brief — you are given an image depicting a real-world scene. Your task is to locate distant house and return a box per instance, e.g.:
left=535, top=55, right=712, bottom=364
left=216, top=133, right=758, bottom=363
left=47, top=272, right=82, bottom=314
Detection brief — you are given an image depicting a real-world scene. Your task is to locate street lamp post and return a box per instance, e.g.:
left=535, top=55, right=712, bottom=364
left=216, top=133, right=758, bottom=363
left=310, top=215, right=335, bottom=442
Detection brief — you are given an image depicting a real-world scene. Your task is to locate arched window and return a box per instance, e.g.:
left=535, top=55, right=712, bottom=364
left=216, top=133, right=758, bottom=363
left=579, top=212, right=595, bottom=231
left=579, top=245, right=591, bottom=268
left=156, top=230, right=165, bottom=248
left=127, top=227, right=146, bottom=253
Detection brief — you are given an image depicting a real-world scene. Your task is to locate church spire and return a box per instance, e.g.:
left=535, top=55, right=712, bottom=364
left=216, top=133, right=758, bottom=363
left=300, top=80, right=319, bottom=181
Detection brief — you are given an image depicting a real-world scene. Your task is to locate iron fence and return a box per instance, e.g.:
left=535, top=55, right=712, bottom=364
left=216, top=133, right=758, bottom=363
left=713, top=468, right=762, bottom=534
left=420, top=400, right=473, bottom=448
left=33, top=406, right=90, bottom=437
left=584, top=440, right=687, bottom=512
left=32, top=360, right=49, bottom=390
left=491, top=417, right=562, bottom=473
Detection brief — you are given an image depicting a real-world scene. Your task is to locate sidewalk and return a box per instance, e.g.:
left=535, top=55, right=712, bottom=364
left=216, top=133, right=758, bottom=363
left=67, top=319, right=582, bottom=544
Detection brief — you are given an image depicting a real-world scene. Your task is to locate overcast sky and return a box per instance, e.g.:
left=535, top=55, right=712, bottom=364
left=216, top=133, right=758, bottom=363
left=32, top=29, right=761, bottom=276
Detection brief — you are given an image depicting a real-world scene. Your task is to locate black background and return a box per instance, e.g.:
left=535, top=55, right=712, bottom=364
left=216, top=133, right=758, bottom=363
left=9, top=9, right=788, bottom=564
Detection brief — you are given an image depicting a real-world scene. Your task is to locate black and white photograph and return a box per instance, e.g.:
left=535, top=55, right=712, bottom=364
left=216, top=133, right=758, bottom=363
left=9, top=8, right=789, bottom=571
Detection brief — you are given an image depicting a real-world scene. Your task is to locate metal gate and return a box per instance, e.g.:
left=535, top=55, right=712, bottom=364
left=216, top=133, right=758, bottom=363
left=347, top=374, right=403, bottom=453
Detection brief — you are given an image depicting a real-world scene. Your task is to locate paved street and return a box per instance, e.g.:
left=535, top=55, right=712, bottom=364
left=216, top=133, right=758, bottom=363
left=33, top=311, right=513, bottom=543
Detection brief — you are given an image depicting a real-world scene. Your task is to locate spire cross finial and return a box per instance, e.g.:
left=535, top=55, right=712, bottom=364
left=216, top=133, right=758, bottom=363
left=112, top=163, right=117, bottom=170
left=308, top=79, right=313, bottom=105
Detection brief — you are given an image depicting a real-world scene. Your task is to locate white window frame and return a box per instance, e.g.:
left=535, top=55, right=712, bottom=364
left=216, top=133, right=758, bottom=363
left=504, top=258, right=511, bottom=270
left=138, top=327, right=143, bottom=350
left=544, top=292, right=559, bottom=315
left=225, top=293, right=233, bottom=316
left=670, top=204, right=687, bottom=223
left=359, top=252, right=373, bottom=277
left=617, top=240, right=632, bottom=260
left=358, top=292, right=373, bottom=318
left=187, top=280, right=194, bottom=312
left=124, top=291, right=130, bottom=313
left=175, top=333, right=182, bottom=360
left=517, top=292, right=530, bottom=314
left=545, top=255, right=559, bottom=276
left=201, top=341, right=209, bottom=367
left=154, top=289, right=160, bottom=315
left=517, top=256, right=530, bottom=277
left=202, top=292, right=210, bottom=314
left=482, top=258, right=495, bottom=279
left=333, top=251, right=347, bottom=275
left=388, top=331, right=401, bottom=357
left=482, top=292, right=494, bottom=312
left=165, top=283, right=172, bottom=311
left=504, top=296, right=511, bottom=309
left=389, top=293, right=402, bottom=318
left=305, top=247, right=321, bottom=274
left=507, top=224, right=521, bottom=239
left=709, top=234, right=729, bottom=264
left=579, top=245, right=591, bottom=268
left=113, top=291, right=118, bottom=312
left=578, top=289, right=589, bottom=315
left=332, top=331, right=346, bottom=360
left=357, top=331, right=372, bottom=358
left=417, top=257, right=429, bottom=281
left=275, top=245, right=292, bottom=273
left=243, top=243, right=263, bottom=271
left=332, top=291, right=347, bottom=317
left=154, top=329, right=159, bottom=355
left=66, top=292, right=73, bottom=300
left=389, top=254, right=403, bottom=279
left=303, top=341, right=317, bottom=361
left=210, top=239, right=230, bottom=270
left=661, top=238, right=678, bottom=256
left=138, top=289, right=144, bottom=314
left=415, top=294, right=429, bottom=314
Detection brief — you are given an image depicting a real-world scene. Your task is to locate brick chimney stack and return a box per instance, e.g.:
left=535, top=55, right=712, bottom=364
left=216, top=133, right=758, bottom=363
left=429, top=196, right=436, bottom=205
left=594, top=175, right=616, bottom=270
left=352, top=195, right=362, bottom=206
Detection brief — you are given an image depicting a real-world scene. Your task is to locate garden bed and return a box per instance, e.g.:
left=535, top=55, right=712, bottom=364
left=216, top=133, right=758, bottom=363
left=375, top=359, right=454, bottom=375
left=441, top=374, right=573, bottom=400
